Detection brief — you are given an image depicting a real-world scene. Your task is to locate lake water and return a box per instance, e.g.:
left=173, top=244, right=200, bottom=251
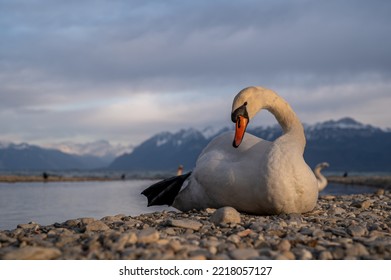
left=0, top=180, right=380, bottom=230
left=0, top=180, right=176, bottom=231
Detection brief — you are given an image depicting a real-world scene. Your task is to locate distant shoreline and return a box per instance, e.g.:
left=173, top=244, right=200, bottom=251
left=0, top=175, right=120, bottom=183
left=0, top=172, right=170, bottom=183
left=1, top=174, right=391, bottom=189
left=327, top=175, right=391, bottom=189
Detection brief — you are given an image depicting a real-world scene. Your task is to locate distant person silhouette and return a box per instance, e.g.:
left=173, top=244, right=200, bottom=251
left=177, top=165, right=183, bottom=176
left=42, top=172, right=49, bottom=180
left=343, top=172, right=348, bottom=178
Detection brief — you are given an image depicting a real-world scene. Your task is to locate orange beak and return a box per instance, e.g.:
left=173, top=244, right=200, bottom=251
left=233, top=115, right=249, bottom=148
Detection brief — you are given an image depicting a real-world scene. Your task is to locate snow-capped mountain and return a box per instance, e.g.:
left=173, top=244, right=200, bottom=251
left=304, top=117, right=382, bottom=140
left=0, top=142, right=105, bottom=171
left=109, top=129, right=209, bottom=171
left=200, top=126, right=229, bottom=139
left=109, top=117, right=391, bottom=172
left=152, top=128, right=205, bottom=148
left=0, top=140, right=133, bottom=171
left=45, top=140, right=133, bottom=161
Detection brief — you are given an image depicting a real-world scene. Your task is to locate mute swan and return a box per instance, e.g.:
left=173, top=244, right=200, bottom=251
left=314, top=162, right=330, bottom=191
left=142, top=86, right=319, bottom=215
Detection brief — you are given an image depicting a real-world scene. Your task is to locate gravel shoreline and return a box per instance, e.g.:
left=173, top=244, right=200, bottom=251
left=1, top=189, right=390, bottom=260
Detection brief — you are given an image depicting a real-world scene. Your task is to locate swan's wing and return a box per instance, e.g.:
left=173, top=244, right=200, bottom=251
left=183, top=132, right=272, bottom=209
left=141, top=172, right=191, bottom=206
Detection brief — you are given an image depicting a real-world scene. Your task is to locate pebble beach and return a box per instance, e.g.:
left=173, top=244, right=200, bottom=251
left=0, top=187, right=390, bottom=260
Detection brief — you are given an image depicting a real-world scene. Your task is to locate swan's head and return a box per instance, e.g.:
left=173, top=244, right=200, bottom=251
left=231, top=100, right=249, bottom=148
left=231, top=86, right=265, bottom=148
left=316, top=162, right=330, bottom=170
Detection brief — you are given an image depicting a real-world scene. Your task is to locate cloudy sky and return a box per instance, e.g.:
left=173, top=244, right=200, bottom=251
left=1, top=0, right=390, bottom=148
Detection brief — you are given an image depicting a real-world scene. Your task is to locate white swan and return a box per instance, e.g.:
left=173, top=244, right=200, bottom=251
left=314, top=162, right=330, bottom=191
left=142, top=86, right=319, bottom=215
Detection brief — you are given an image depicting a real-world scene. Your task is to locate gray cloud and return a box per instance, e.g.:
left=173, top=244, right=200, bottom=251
left=0, top=0, right=390, bottom=146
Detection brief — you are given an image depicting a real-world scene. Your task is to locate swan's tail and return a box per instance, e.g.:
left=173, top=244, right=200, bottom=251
left=141, top=172, right=191, bottom=206
left=314, top=162, right=329, bottom=191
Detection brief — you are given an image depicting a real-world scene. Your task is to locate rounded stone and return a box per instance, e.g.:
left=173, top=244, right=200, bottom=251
left=2, top=246, right=61, bottom=260
left=137, top=228, right=160, bottom=244
left=345, top=243, right=369, bottom=257
left=166, top=219, right=202, bottom=231
left=83, top=220, right=110, bottom=232
left=17, top=223, right=40, bottom=230
left=351, top=200, right=372, bottom=209
left=277, top=239, right=291, bottom=252
left=227, top=234, right=241, bottom=244
left=210, top=207, right=241, bottom=225
left=376, top=189, right=385, bottom=196
left=328, top=207, right=346, bottom=215
left=294, top=248, right=313, bottom=260
left=347, top=225, right=367, bottom=237
left=318, top=250, right=333, bottom=260
left=115, top=232, right=138, bottom=249
left=229, top=248, right=259, bottom=260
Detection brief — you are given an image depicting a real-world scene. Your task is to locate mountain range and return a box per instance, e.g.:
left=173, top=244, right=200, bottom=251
left=0, top=142, right=107, bottom=171
left=0, top=140, right=133, bottom=171
left=0, top=117, right=390, bottom=172
left=45, top=140, right=133, bottom=163
left=109, top=117, right=391, bottom=173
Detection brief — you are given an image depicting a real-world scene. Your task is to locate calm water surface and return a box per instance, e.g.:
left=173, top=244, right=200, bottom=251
left=0, top=180, right=379, bottom=230
left=0, top=180, right=175, bottom=230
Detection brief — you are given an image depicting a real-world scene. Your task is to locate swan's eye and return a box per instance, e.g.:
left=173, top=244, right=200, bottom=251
left=231, top=102, right=249, bottom=123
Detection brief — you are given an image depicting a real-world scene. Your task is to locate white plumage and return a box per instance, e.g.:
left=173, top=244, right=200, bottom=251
left=314, top=162, right=330, bottom=191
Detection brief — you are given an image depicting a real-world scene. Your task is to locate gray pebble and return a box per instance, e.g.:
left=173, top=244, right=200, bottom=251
left=80, top=217, right=96, bottom=224
left=299, top=227, right=313, bottom=236
left=345, top=243, right=369, bottom=257
left=249, top=222, right=264, bottom=232
left=137, top=228, right=159, bottom=244
left=0, top=233, right=16, bottom=243
left=293, top=248, right=313, bottom=260
left=312, top=228, right=325, bottom=238
left=328, top=207, right=346, bottom=215
left=64, top=219, right=80, bottom=228
left=83, top=220, right=110, bottom=232
left=331, top=247, right=345, bottom=259
left=351, top=200, right=372, bottom=209
left=17, top=223, right=39, bottom=230
left=166, top=218, right=202, bottom=231
left=2, top=246, right=61, bottom=260
left=277, top=239, right=291, bottom=252
left=227, top=234, right=241, bottom=244
left=229, top=248, right=259, bottom=260
left=328, top=228, right=349, bottom=237
left=55, top=234, right=80, bottom=247
left=210, top=207, right=241, bottom=225
left=347, top=225, right=367, bottom=237
left=114, top=232, right=137, bottom=250
left=318, top=250, right=333, bottom=260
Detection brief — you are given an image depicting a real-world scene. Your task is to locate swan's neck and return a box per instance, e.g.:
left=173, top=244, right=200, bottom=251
left=260, top=90, right=306, bottom=150
left=314, top=166, right=328, bottom=191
